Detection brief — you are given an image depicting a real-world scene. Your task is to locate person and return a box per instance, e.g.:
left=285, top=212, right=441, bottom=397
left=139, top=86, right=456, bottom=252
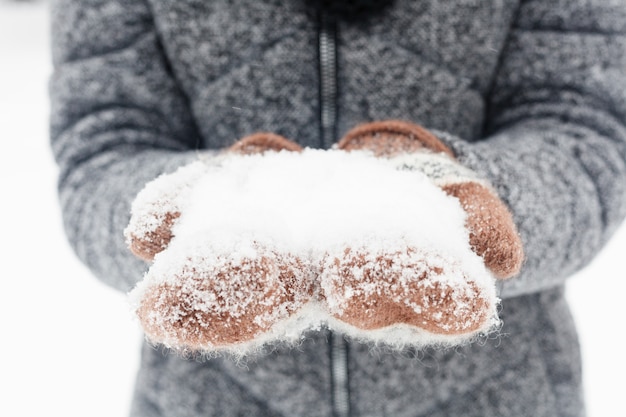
left=49, top=0, right=626, bottom=416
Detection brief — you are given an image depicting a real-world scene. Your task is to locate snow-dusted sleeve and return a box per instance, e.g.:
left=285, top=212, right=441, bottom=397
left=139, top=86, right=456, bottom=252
left=49, top=0, right=208, bottom=292
left=436, top=1, right=626, bottom=298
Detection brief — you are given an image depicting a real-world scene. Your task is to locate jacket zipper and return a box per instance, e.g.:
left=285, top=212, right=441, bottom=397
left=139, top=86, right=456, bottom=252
left=318, top=8, right=351, bottom=417
left=330, top=331, right=351, bottom=417
left=318, top=10, right=338, bottom=149
left=318, top=7, right=350, bottom=417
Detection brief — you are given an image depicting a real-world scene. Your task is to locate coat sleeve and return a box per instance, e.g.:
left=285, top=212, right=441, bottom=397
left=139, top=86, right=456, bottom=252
left=438, top=0, right=626, bottom=298
left=49, top=0, right=205, bottom=292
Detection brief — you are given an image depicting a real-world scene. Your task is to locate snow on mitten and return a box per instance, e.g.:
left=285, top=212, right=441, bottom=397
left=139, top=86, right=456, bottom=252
left=337, top=120, right=524, bottom=279
left=316, top=120, right=524, bottom=343
left=320, top=244, right=497, bottom=343
left=124, top=133, right=315, bottom=353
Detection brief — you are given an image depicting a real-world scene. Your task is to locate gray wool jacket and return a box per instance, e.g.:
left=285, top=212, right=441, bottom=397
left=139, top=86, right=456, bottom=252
left=50, top=0, right=626, bottom=416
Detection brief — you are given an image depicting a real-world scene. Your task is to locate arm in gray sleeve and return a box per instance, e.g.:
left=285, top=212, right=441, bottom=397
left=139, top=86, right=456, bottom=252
left=49, top=0, right=205, bottom=292
left=439, top=0, right=626, bottom=298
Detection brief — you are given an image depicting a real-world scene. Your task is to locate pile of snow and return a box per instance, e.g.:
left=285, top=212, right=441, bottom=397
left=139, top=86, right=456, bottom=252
left=176, top=150, right=478, bottom=257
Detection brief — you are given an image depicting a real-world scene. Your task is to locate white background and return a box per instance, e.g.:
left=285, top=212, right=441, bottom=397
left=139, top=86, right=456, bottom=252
left=1, top=2, right=624, bottom=416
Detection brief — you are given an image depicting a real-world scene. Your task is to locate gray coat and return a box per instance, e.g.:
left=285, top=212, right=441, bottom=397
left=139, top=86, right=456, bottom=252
left=49, top=0, right=626, bottom=416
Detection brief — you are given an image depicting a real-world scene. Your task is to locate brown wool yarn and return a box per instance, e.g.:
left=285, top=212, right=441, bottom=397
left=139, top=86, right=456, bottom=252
left=337, top=119, right=455, bottom=158
left=137, top=251, right=313, bottom=349
left=229, top=132, right=304, bottom=155
left=321, top=247, right=491, bottom=335
left=442, top=182, right=524, bottom=279
left=128, top=211, right=180, bottom=261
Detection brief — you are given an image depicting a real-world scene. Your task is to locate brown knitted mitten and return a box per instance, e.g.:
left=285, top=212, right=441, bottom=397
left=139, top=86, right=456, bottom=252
left=320, top=120, right=524, bottom=339
left=124, top=133, right=314, bottom=352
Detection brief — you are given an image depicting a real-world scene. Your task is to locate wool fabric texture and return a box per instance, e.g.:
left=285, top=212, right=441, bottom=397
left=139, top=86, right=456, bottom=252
left=49, top=0, right=626, bottom=416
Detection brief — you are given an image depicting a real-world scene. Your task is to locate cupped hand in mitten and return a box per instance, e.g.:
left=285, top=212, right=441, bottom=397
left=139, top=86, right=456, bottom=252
left=317, top=120, right=524, bottom=342
left=124, top=133, right=314, bottom=353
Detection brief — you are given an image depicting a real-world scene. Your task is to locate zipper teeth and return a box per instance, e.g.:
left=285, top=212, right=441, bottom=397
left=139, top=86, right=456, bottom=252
left=318, top=13, right=349, bottom=415
left=331, top=333, right=350, bottom=417
left=318, top=12, right=337, bottom=148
